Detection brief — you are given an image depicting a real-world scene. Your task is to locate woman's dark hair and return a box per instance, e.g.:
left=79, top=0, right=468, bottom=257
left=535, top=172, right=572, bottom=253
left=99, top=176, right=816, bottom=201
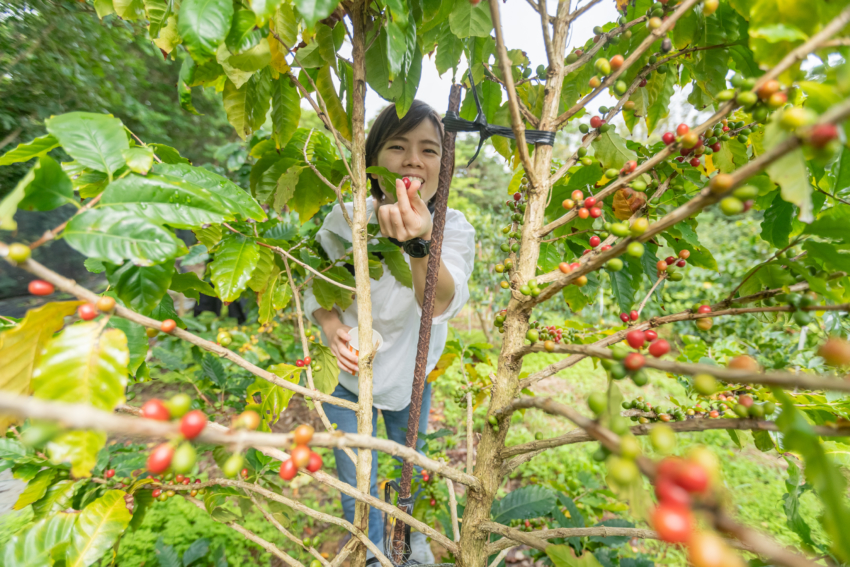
left=364, top=100, right=453, bottom=204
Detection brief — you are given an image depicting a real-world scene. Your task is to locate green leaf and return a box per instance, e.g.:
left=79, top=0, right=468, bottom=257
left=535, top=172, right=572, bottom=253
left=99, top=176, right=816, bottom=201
left=0, top=301, right=83, bottom=430
left=178, top=58, right=202, bottom=116
left=144, top=0, right=172, bottom=39
left=247, top=247, right=275, bottom=292
left=316, top=65, right=352, bottom=141
left=609, top=261, right=638, bottom=314
left=14, top=468, right=58, bottom=510
left=114, top=0, right=145, bottom=20
left=32, top=479, right=79, bottom=520
left=182, top=538, right=210, bottom=566
left=229, top=38, right=272, bottom=73
left=48, top=431, right=107, bottom=479
left=592, top=131, right=637, bottom=170
left=763, top=120, right=812, bottom=222
left=382, top=249, right=413, bottom=288
left=64, top=209, right=185, bottom=266
left=202, top=353, right=227, bottom=387
left=289, top=166, right=335, bottom=223
left=760, top=194, right=794, bottom=248
left=366, top=166, right=402, bottom=200
left=435, top=25, right=463, bottom=76
left=312, top=266, right=356, bottom=311
left=150, top=293, right=185, bottom=329
left=33, top=322, right=128, bottom=411
left=177, top=0, right=234, bottom=60
left=271, top=3, right=298, bottom=47
left=155, top=536, right=181, bottom=567
left=222, top=70, right=272, bottom=140
left=753, top=430, right=775, bottom=452
left=273, top=165, right=303, bottom=213
left=225, top=10, right=258, bottom=52
left=782, top=458, right=817, bottom=547
left=66, top=490, right=132, bottom=567
left=294, top=0, right=340, bottom=29
left=0, top=134, right=59, bottom=166
left=711, top=138, right=749, bottom=173
left=249, top=365, right=301, bottom=431
left=271, top=76, right=301, bottom=149
left=548, top=546, right=604, bottom=567
left=149, top=144, right=191, bottom=165
left=803, top=204, right=850, bottom=241
left=449, top=1, right=493, bottom=38
left=45, top=112, right=128, bottom=176
left=122, top=146, right=156, bottom=174
left=210, top=234, right=261, bottom=302
left=97, top=173, right=238, bottom=229
left=1, top=512, right=76, bottom=567
left=18, top=155, right=76, bottom=212
left=105, top=261, right=174, bottom=315
left=107, top=318, right=148, bottom=375
left=644, top=71, right=676, bottom=135
left=194, top=225, right=223, bottom=249
left=0, top=168, right=31, bottom=230
left=775, top=388, right=850, bottom=562
left=258, top=265, right=291, bottom=323
left=803, top=241, right=850, bottom=274
left=492, top=485, right=557, bottom=524
left=170, top=272, right=216, bottom=300
left=153, top=163, right=266, bottom=222
left=310, top=343, right=339, bottom=394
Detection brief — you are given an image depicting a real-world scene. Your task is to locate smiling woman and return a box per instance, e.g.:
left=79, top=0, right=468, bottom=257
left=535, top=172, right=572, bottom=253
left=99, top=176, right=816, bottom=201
left=302, top=100, right=475, bottom=563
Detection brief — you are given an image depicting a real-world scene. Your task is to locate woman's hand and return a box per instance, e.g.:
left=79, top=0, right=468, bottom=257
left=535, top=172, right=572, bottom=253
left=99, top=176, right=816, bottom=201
left=323, top=320, right=359, bottom=374
left=374, top=178, right=433, bottom=242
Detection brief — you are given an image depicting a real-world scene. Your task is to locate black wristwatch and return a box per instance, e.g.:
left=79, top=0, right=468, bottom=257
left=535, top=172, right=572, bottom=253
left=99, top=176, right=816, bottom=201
left=388, top=236, right=431, bottom=258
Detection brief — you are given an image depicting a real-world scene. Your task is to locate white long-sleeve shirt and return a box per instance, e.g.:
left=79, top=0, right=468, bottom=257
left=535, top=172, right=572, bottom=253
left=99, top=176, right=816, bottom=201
left=302, top=199, right=476, bottom=411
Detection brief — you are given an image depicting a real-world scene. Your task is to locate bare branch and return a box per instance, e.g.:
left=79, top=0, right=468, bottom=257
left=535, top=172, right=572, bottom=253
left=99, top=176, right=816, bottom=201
left=9, top=257, right=358, bottom=410
left=282, top=255, right=358, bottom=465
left=529, top=101, right=850, bottom=308
left=553, top=0, right=702, bottom=128
left=518, top=275, right=841, bottom=390
left=446, top=478, right=461, bottom=542
left=519, top=330, right=850, bottom=392
left=480, top=520, right=551, bottom=552
left=488, top=0, right=539, bottom=186
left=0, top=393, right=480, bottom=488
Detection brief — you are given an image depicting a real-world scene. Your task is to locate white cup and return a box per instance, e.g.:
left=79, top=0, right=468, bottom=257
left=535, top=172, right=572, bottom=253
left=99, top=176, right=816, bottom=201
left=346, top=326, right=384, bottom=358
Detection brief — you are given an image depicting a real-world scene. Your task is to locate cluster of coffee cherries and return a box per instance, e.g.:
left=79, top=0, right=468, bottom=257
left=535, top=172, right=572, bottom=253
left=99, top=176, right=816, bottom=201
left=295, top=355, right=322, bottom=372
left=718, top=76, right=788, bottom=124
left=561, top=189, right=603, bottom=219
left=774, top=291, right=818, bottom=326
left=279, top=424, right=323, bottom=480
left=146, top=319, right=178, bottom=337
left=663, top=121, right=739, bottom=169
left=694, top=373, right=777, bottom=419
left=655, top=249, right=691, bottom=282
left=622, top=398, right=687, bottom=423
left=101, top=468, right=135, bottom=491
left=142, top=395, right=211, bottom=476
left=500, top=190, right=528, bottom=255
left=454, top=382, right=487, bottom=407
left=652, top=449, right=747, bottom=567
left=149, top=476, right=206, bottom=502
left=600, top=330, right=671, bottom=386
left=523, top=319, right=573, bottom=348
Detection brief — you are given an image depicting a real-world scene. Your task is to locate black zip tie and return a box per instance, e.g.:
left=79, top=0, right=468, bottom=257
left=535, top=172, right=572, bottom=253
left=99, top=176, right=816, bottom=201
left=442, top=70, right=555, bottom=167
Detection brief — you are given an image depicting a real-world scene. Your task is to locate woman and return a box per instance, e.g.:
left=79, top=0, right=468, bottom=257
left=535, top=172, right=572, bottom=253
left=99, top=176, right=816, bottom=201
left=303, top=100, right=475, bottom=562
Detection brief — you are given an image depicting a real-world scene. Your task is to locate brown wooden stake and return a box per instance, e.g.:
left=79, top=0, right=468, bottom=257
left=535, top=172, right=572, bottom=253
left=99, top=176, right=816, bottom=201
left=391, top=83, right=462, bottom=561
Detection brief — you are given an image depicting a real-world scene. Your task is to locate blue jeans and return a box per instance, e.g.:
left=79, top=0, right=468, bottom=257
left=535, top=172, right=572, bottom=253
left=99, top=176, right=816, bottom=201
left=323, top=381, right=432, bottom=556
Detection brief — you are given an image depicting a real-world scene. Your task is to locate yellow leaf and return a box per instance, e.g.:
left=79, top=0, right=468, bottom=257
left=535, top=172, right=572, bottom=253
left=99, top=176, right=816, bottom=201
left=268, top=33, right=291, bottom=74
left=153, top=15, right=182, bottom=54
left=427, top=352, right=457, bottom=383
left=0, top=301, right=82, bottom=429
left=704, top=153, right=716, bottom=176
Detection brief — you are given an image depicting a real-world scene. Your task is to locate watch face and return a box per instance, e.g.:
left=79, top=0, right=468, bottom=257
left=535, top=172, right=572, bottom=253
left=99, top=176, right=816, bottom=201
left=405, top=240, right=428, bottom=257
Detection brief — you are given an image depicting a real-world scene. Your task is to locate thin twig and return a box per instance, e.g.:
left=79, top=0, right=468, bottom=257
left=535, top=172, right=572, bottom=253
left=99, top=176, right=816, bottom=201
left=725, top=239, right=803, bottom=302
left=246, top=491, right=329, bottom=566
left=29, top=193, right=102, bottom=250
left=445, top=478, right=461, bottom=542
left=815, top=187, right=850, bottom=206
left=304, top=129, right=353, bottom=228
left=635, top=272, right=666, bottom=317
left=282, top=254, right=358, bottom=465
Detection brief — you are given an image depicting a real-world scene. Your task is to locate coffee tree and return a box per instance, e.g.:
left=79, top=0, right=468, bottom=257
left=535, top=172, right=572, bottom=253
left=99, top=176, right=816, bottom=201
left=2, top=0, right=850, bottom=566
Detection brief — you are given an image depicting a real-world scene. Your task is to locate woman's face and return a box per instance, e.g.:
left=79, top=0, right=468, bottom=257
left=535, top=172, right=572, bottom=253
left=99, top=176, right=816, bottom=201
left=372, top=118, right=442, bottom=204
